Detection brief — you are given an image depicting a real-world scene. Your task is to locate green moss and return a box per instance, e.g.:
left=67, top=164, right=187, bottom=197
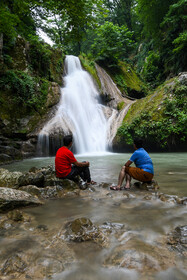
left=79, top=54, right=101, bottom=88
left=117, top=101, right=125, bottom=111
left=118, top=61, right=143, bottom=91
left=99, top=60, right=149, bottom=98
left=117, top=78, right=187, bottom=148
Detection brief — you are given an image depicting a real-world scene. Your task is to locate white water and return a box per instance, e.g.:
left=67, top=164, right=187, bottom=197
left=38, top=55, right=107, bottom=154
left=37, top=55, right=132, bottom=155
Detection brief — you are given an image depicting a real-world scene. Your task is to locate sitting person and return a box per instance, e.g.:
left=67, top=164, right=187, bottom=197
left=110, top=138, right=154, bottom=190
left=55, top=134, right=96, bottom=185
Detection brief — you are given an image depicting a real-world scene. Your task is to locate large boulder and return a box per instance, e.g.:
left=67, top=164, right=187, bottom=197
left=0, top=168, right=22, bottom=188
left=0, top=187, right=43, bottom=213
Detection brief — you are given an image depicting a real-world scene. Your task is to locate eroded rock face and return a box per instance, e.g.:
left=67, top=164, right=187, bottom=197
left=0, top=187, right=43, bottom=213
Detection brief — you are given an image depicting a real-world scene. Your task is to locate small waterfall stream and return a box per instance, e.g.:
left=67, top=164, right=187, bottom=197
left=37, top=55, right=133, bottom=156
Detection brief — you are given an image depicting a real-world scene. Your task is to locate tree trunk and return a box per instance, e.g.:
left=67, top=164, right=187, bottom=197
left=0, top=33, right=3, bottom=57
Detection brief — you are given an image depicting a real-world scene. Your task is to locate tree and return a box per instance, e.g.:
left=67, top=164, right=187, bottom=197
left=91, top=21, right=135, bottom=64
left=104, top=0, right=134, bottom=30
left=160, top=0, right=187, bottom=73
left=136, top=0, right=174, bottom=40
left=39, top=0, right=106, bottom=52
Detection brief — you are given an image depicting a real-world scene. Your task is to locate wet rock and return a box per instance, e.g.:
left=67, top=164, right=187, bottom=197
left=99, top=182, right=111, bottom=188
left=0, top=187, right=43, bottom=213
left=178, top=72, right=187, bottom=85
left=65, top=217, right=108, bottom=246
left=20, top=184, right=80, bottom=199
left=176, top=196, right=187, bottom=205
left=99, top=222, right=125, bottom=239
left=7, top=209, right=24, bottom=221
left=167, top=225, right=187, bottom=254
left=0, top=210, right=32, bottom=236
left=158, top=193, right=185, bottom=204
left=37, top=224, right=48, bottom=231
left=19, top=185, right=42, bottom=197
left=133, top=180, right=159, bottom=191
left=0, top=168, right=23, bottom=188
left=29, top=166, right=40, bottom=173
left=18, top=171, right=44, bottom=188
left=0, top=217, right=18, bottom=236
left=0, top=153, right=12, bottom=163
left=104, top=238, right=176, bottom=273
left=1, top=253, right=27, bottom=275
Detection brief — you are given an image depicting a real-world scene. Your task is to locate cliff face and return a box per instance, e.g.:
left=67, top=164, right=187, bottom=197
left=0, top=36, right=64, bottom=164
left=113, top=73, right=187, bottom=152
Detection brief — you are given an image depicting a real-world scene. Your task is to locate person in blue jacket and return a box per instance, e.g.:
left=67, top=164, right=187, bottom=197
left=110, top=138, right=154, bottom=190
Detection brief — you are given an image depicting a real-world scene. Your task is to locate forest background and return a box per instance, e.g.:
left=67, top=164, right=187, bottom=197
left=0, top=0, right=186, bottom=153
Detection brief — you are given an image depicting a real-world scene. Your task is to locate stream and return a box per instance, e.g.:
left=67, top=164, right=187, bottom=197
left=0, top=152, right=187, bottom=279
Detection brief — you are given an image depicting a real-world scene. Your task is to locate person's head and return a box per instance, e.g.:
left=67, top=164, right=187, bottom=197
left=63, top=134, right=73, bottom=147
left=133, top=138, right=143, bottom=149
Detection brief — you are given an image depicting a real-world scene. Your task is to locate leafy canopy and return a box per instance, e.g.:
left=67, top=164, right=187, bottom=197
left=91, top=21, right=135, bottom=64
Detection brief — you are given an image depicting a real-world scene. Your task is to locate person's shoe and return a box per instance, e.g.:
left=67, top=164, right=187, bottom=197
left=79, top=182, right=88, bottom=190
left=110, top=185, right=122, bottom=191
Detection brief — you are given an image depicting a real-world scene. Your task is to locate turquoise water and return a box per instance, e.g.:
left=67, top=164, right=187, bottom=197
left=1, top=152, right=187, bottom=279
left=2, top=153, right=187, bottom=197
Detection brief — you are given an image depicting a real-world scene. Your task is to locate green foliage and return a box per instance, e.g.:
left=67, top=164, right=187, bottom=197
left=117, top=81, right=187, bottom=148
left=0, top=0, right=36, bottom=43
left=0, top=7, right=19, bottom=40
left=173, top=31, right=187, bottom=53
left=115, top=75, right=128, bottom=93
left=0, top=70, right=49, bottom=111
left=136, top=0, right=173, bottom=39
left=79, top=54, right=101, bottom=88
left=91, top=21, right=135, bottom=64
left=142, top=51, right=162, bottom=86
left=103, top=0, right=134, bottom=30
left=40, top=0, right=106, bottom=52
left=117, top=101, right=125, bottom=111
left=28, top=36, right=53, bottom=79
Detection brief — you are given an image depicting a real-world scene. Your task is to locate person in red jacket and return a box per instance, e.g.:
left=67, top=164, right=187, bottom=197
left=55, top=135, right=96, bottom=185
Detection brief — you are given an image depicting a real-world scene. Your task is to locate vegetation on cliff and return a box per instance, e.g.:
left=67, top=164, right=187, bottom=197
left=0, top=0, right=186, bottom=153
left=116, top=76, right=187, bottom=151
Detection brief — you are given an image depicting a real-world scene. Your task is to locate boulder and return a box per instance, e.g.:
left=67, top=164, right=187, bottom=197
left=0, top=168, right=23, bottom=188
left=18, top=171, right=44, bottom=188
left=64, top=217, right=108, bottom=246
left=0, top=187, right=43, bottom=213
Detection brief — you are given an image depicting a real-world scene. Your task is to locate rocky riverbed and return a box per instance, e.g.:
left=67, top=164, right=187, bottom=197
left=0, top=166, right=186, bottom=279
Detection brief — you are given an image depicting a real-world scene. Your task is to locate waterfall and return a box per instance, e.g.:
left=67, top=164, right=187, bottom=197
left=37, top=55, right=134, bottom=156
left=37, top=55, right=108, bottom=155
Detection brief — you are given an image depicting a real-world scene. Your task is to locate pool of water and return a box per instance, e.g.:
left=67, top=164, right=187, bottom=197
left=3, top=152, right=187, bottom=197
left=1, top=153, right=187, bottom=280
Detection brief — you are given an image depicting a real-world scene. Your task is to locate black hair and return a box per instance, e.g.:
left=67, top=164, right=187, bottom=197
left=133, top=138, right=143, bottom=148
left=63, top=135, right=73, bottom=146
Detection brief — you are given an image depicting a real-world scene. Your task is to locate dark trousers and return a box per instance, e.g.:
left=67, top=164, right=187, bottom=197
left=65, top=165, right=91, bottom=183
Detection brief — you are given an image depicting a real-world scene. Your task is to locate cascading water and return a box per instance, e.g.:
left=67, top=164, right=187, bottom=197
left=37, top=55, right=108, bottom=155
